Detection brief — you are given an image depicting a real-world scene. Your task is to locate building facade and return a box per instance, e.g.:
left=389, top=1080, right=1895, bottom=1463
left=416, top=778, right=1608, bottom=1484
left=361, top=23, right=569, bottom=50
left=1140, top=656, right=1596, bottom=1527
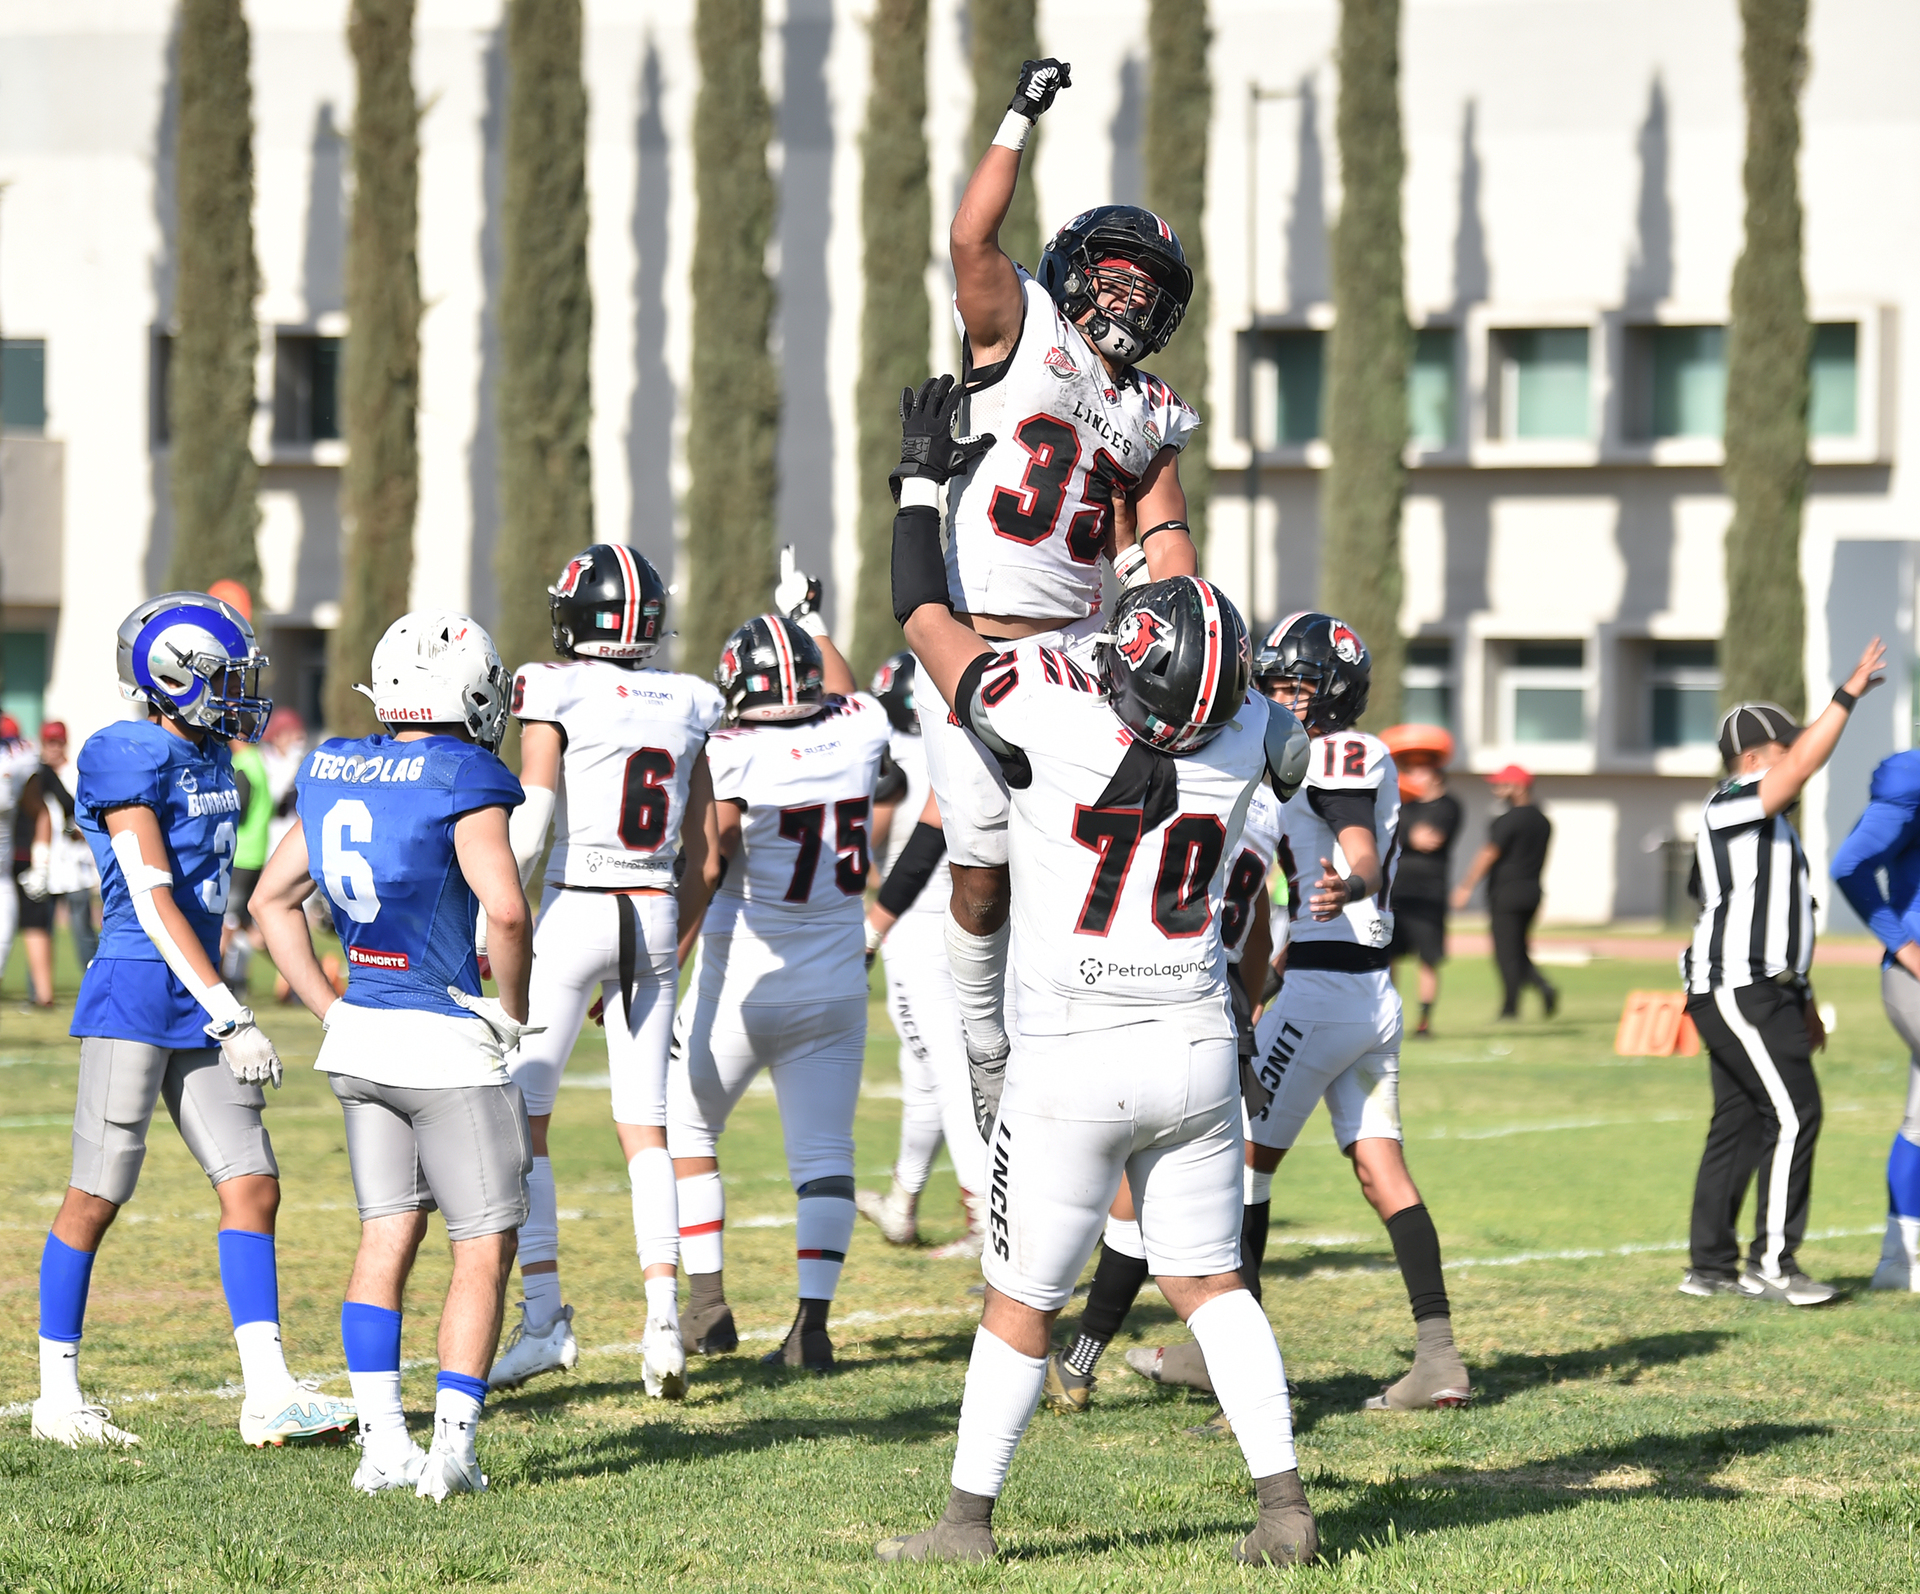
left=0, top=0, right=1914, bottom=924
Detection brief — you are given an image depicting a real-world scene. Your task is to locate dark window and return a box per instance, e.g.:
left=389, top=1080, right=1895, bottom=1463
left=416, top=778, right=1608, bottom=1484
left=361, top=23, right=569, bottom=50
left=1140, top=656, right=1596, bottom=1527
left=273, top=335, right=342, bottom=443
left=1512, top=641, right=1584, bottom=670
left=1, top=340, right=46, bottom=432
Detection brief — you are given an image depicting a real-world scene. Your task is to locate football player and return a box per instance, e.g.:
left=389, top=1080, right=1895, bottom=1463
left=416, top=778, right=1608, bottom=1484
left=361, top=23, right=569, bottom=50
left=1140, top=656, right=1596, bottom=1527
left=855, top=652, right=988, bottom=1256
left=31, top=593, right=353, bottom=1450
left=876, top=377, right=1319, bottom=1568
left=487, top=545, right=724, bottom=1401
left=254, top=612, right=533, bottom=1499
left=924, top=57, right=1205, bottom=1140
left=669, top=579, right=890, bottom=1370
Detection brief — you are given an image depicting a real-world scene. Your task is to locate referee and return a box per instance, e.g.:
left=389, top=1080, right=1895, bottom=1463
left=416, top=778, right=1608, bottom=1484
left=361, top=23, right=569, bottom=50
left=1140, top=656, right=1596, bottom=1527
left=1681, top=638, right=1885, bottom=1306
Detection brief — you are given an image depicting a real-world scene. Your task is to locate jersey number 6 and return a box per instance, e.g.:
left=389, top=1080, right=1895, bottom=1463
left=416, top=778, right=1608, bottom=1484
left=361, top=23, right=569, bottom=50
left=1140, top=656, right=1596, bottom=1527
left=618, top=748, right=676, bottom=851
left=321, top=798, right=382, bottom=924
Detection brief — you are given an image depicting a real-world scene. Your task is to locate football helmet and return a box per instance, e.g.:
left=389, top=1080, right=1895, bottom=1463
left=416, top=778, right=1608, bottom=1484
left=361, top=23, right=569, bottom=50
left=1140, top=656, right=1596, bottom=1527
left=1037, top=205, right=1194, bottom=364
left=116, top=591, right=273, bottom=741
left=1100, top=576, right=1250, bottom=755
left=871, top=651, right=918, bottom=735
left=549, top=544, right=668, bottom=666
left=356, top=612, right=512, bottom=751
left=1253, top=612, right=1372, bottom=735
left=716, top=614, right=825, bottom=725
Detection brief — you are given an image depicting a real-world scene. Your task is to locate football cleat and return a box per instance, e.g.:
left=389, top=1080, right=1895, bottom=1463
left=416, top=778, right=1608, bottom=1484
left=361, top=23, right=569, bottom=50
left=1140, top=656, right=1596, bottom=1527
left=854, top=1176, right=920, bottom=1247
left=684, top=1299, right=739, bottom=1355
left=1361, top=1354, right=1472, bottom=1411
left=1042, top=1352, right=1094, bottom=1414
left=1125, top=1342, right=1214, bottom=1393
left=1678, top=1268, right=1743, bottom=1297
left=874, top=1520, right=998, bottom=1564
left=1738, top=1264, right=1841, bottom=1307
left=1233, top=1469, right=1320, bottom=1567
left=240, top=1382, right=357, bottom=1447
left=351, top=1443, right=430, bottom=1495
left=416, top=1443, right=488, bottom=1502
left=1870, top=1215, right=1920, bottom=1292
left=1185, top=1409, right=1235, bottom=1440
left=641, top=1314, right=687, bottom=1400
left=488, top=1302, right=578, bottom=1390
left=761, top=1310, right=835, bottom=1372
left=928, top=1192, right=986, bottom=1261
left=30, top=1399, right=139, bottom=1449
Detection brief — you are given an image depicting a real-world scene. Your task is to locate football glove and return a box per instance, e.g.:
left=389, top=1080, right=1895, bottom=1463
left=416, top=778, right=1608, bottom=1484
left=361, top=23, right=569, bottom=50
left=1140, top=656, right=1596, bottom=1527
left=1240, top=1056, right=1274, bottom=1121
left=890, top=375, right=995, bottom=503
left=19, top=841, right=49, bottom=902
left=447, top=986, right=547, bottom=1053
left=1008, top=57, right=1072, bottom=119
left=967, top=1042, right=1009, bottom=1141
left=208, top=1010, right=283, bottom=1090
left=775, top=546, right=826, bottom=637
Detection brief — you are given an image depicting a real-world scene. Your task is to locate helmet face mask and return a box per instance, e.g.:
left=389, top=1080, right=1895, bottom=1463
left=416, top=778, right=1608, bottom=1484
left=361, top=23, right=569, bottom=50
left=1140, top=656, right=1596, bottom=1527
left=716, top=614, right=827, bottom=725
left=549, top=544, right=668, bottom=667
left=116, top=592, right=273, bottom=742
left=1099, top=577, right=1250, bottom=756
left=357, top=612, right=512, bottom=752
left=1037, top=206, right=1194, bottom=364
left=1252, top=613, right=1372, bottom=736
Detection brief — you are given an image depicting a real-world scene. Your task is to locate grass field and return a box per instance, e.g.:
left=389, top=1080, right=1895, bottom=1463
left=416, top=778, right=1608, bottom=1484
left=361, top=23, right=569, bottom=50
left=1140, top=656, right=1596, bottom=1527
left=2, top=936, right=1917, bottom=1591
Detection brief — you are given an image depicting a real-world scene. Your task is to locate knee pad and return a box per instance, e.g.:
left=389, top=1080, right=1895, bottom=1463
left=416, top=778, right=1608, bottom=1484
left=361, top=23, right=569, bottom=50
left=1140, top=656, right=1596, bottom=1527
left=1890, top=1133, right=1920, bottom=1219
left=69, top=1125, right=148, bottom=1208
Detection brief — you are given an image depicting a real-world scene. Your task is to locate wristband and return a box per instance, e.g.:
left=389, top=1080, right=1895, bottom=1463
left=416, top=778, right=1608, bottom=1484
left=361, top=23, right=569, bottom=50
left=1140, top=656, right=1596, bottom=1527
left=1343, top=873, right=1368, bottom=903
left=992, top=109, right=1034, bottom=152
left=792, top=611, right=828, bottom=639
left=1140, top=519, right=1189, bottom=544
left=1833, top=686, right=1858, bottom=712
left=864, top=918, right=885, bottom=957
left=898, top=476, right=940, bottom=511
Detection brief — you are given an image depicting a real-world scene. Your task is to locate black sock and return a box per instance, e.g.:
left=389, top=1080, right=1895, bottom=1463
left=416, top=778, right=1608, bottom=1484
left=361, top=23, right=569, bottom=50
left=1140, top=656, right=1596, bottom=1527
left=1384, top=1203, right=1450, bottom=1323
left=1063, top=1332, right=1106, bottom=1377
left=1061, top=1242, right=1149, bottom=1373
left=688, top=1270, right=727, bottom=1317
left=798, top=1297, right=830, bottom=1335
left=1418, top=1001, right=1432, bottom=1027
left=1238, top=1200, right=1271, bottom=1301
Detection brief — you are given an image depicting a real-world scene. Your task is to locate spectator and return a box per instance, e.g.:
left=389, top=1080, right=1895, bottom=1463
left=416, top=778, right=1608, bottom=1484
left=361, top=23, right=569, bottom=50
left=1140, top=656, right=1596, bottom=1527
left=19, top=721, right=100, bottom=1001
left=0, top=713, right=41, bottom=998
left=1451, top=764, right=1557, bottom=1019
left=1384, top=725, right=1460, bottom=1040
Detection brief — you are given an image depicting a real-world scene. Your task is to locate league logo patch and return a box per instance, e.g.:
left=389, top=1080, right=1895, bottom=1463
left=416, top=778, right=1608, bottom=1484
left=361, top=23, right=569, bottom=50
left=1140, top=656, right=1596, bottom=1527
left=1114, top=608, right=1167, bottom=667
left=1330, top=624, right=1363, bottom=665
left=1143, top=418, right=1162, bottom=447
left=1043, top=345, right=1077, bottom=380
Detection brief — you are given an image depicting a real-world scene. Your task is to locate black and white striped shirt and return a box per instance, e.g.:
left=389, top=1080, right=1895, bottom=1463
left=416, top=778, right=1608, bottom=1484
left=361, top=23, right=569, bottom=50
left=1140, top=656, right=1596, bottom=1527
left=1683, top=774, right=1814, bottom=994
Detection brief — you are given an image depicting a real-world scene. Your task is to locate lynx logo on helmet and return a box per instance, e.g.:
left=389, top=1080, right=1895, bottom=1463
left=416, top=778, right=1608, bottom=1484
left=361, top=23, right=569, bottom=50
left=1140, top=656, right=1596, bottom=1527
left=1115, top=607, right=1168, bottom=667
left=555, top=554, right=592, bottom=597
left=1331, top=624, right=1363, bottom=665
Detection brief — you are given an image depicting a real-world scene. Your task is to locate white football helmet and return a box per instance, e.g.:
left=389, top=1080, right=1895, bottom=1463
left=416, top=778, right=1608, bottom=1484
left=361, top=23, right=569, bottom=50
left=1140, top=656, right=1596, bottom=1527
left=116, top=591, right=272, bottom=741
left=355, top=612, right=510, bottom=751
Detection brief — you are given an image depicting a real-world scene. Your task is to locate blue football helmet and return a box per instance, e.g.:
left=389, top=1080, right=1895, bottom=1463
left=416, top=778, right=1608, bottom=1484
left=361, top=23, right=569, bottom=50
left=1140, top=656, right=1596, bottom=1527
left=116, top=591, right=273, bottom=741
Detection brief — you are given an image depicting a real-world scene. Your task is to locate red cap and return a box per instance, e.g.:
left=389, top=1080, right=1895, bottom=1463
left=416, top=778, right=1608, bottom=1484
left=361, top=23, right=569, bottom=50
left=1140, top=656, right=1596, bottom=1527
left=1487, top=763, right=1532, bottom=787
left=39, top=720, right=67, bottom=742
left=0, top=715, right=19, bottom=739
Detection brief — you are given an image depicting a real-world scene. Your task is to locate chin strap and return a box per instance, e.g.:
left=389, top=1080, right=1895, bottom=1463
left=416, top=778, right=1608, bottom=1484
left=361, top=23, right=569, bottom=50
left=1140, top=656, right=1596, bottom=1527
left=108, top=829, right=246, bottom=1032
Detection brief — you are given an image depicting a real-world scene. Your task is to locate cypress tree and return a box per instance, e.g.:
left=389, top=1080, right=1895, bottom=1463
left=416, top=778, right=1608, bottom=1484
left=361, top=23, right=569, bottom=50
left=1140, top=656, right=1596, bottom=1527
left=1143, top=0, right=1212, bottom=558
left=495, top=0, right=594, bottom=681
left=326, top=0, right=421, bottom=737
left=680, top=0, right=778, bottom=673
left=849, top=0, right=930, bottom=678
left=167, top=0, right=261, bottom=599
left=1318, top=0, right=1408, bottom=727
left=968, top=0, right=1041, bottom=270
left=1721, top=0, right=1809, bottom=715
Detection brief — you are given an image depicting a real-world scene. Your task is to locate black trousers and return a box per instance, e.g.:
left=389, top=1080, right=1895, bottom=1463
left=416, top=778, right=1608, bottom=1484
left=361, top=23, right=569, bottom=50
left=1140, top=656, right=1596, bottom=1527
left=1490, top=894, right=1550, bottom=1015
left=1686, top=982, right=1823, bottom=1277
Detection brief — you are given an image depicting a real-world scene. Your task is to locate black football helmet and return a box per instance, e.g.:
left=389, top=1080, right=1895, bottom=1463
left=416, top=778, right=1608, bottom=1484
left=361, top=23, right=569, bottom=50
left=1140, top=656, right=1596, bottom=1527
left=716, top=614, right=826, bottom=724
left=1101, top=576, right=1251, bottom=755
left=871, top=650, right=918, bottom=735
left=1037, top=205, right=1194, bottom=364
left=549, top=544, right=668, bottom=666
left=1253, top=612, right=1372, bottom=735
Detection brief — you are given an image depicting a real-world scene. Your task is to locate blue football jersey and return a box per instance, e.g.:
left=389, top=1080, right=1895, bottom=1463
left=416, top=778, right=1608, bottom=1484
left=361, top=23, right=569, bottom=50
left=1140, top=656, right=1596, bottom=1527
left=71, top=719, right=245, bottom=1048
left=296, top=735, right=523, bottom=1018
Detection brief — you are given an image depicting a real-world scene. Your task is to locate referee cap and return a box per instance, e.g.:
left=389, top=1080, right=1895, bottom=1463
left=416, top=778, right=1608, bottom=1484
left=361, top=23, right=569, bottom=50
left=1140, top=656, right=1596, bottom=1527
left=1718, top=701, right=1802, bottom=763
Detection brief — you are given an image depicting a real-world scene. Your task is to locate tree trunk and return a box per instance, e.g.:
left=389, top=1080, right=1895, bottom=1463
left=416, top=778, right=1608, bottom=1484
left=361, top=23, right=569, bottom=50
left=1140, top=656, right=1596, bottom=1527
left=968, top=0, right=1042, bottom=271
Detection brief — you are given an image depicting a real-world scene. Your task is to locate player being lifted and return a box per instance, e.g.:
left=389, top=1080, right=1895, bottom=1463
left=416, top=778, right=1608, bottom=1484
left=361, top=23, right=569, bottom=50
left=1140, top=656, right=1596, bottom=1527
left=855, top=652, right=988, bottom=1255
left=487, top=545, right=724, bottom=1402
left=923, top=56, right=1204, bottom=1118
left=255, top=613, right=534, bottom=1499
left=669, top=564, right=891, bottom=1370
left=876, top=378, right=1318, bottom=1567
left=31, top=593, right=353, bottom=1451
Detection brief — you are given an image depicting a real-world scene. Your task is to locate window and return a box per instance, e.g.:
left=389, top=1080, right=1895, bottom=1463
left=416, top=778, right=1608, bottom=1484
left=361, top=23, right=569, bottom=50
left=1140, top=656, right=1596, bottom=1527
left=1649, top=641, right=1720, bottom=748
left=152, top=332, right=173, bottom=445
left=1, top=340, right=46, bottom=432
left=1810, top=322, right=1857, bottom=438
left=1493, top=328, right=1590, bottom=440
left=1248, top=330, right=1323, bottom=447
left=1648, top=326, right=1725, bottom=439
left=1408, top=329, right=1454, bottom=448
left=1503, top=640, right=1586, bottom=743
left=1403, top=638, right=1453, bottom=729
left=273, top=334, right=342, bottom=444
left=1, top=631, right=48, bottom=738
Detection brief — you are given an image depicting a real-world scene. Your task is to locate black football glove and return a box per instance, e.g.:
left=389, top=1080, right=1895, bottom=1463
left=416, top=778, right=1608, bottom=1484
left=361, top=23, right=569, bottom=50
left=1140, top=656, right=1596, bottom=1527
left=890, top=375, right=995, bottom=504
left=1009, top=58, right=1072, bottom=119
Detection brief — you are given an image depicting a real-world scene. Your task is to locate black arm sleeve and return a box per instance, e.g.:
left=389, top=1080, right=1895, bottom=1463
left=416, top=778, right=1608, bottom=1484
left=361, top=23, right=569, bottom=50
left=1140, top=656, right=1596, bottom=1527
left=877, top=822, right=948, bottom=917
left=892, top=503, right=951, bottom=626
left=1307, top=785, right=1376, bottom=837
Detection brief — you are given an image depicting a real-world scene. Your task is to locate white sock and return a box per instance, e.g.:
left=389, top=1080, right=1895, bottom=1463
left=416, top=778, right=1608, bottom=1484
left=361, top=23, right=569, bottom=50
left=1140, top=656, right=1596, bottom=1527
left=1244, top=1166, right=1274, bottom=1204
left=949, top=1326, right=1047, bottom=1498
left=1186, top=1289, right=1297, bottom=1478
left=433, top=1384, right=483, bottom=1461
left=677, top=1171, right=725, bottom=1275
left=896, top=1107, right=943, bottom=1195
left=521, top=1156, right=559, bottom=1266
left=644, top=1273, right=679, bottom=1324
left=233, top=1320, right=294, bottom=1399
left=944, top=916, right=1011, bottom=1060
left=795, top=1190, right=856, bottom=1301
left=38, top=1336, right=83, bottom=1410
left=628, top=1147, right=680, bottom=1274
left=348, top=1370, right=410, bottom=1461
left=522, top=1270, right=564, bottom=1328
left=1102, top=1215, right=1146, bottom=1260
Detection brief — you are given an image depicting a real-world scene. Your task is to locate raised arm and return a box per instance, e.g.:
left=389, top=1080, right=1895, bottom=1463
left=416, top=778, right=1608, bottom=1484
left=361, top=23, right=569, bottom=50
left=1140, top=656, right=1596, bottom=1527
left=774, top=545, right=857, bottom=697
left=1756, top=637, right=1886, bottom=817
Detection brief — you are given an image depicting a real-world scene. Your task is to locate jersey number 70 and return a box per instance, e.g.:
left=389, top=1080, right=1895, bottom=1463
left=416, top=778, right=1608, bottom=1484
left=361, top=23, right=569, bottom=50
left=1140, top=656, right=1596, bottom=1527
left=1071, top=805, right=1226, bottom=939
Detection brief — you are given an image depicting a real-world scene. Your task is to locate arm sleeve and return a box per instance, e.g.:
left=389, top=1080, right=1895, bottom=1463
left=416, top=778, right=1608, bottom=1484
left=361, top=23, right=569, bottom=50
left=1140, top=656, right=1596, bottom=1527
left=108, top=829, right=246, bottom=1030
left=876, top=822, right=947, bottom=917
left=1832, top=776, right=1920, bottom=949
left=1307, top=786, right=1376, bottom=837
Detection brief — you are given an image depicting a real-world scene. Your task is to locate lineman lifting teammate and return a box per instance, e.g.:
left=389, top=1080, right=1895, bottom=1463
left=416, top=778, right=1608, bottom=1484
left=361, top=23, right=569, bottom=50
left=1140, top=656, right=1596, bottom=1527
left=923, top=55, right=1204, bottom=1126
left=255, top=612, right=535, bottom=1499
left=489, top=545, right=725, bottom=1400
left=669, top=560, right=891, bottom=1370
left=877, top=376, right=1319, bottom=1568
left=31, top=592, right=353, bottom=1451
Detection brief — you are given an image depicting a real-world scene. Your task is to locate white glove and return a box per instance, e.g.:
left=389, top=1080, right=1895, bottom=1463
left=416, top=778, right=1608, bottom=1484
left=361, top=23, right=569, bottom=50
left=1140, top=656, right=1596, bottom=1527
left=208, top=1010, right=283, bottom=1089
left=20, top=840, right=49, bottom=902
left=474, top=905, right=489, bottom=959
left=1112, top=543, right=1150, bottom=592
left=775, top=546, right=827, bottom=637
left=447, top=986, right=546, bottom=1052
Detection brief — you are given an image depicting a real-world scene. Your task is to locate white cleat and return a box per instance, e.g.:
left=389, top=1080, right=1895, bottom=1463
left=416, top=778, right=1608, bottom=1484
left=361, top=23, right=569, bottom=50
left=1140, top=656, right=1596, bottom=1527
left=488, top=1302, right=578, bottom=1390
left=416, top=1443, right=487, bottom=1502
left=641, top=1314, right=687, bottom=1400
left=1871, top=1215, right=1920, bottom=1292
left=30, top=1399, right=140, bottom=1449
left=928, top=1193, right=987, bottom=1261
left=351, top=1443, right=430, bottom=1495
left=855, top=1177, right=920, bottom=1246
left=240, top=1381, right=358, bottom=1447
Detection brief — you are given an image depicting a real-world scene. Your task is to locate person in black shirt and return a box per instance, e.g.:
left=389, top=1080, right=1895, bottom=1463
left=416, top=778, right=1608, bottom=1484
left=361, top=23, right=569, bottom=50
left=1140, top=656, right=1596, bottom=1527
left=1453, top=764, right=1557, bottom=1019
left=1385, top=726, right=1460, bottom=1039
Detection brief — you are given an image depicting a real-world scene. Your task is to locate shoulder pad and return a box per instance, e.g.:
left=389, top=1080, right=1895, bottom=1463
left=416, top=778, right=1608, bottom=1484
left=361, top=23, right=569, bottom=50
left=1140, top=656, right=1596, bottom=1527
left=1262, top=700, right=1310, bottom=802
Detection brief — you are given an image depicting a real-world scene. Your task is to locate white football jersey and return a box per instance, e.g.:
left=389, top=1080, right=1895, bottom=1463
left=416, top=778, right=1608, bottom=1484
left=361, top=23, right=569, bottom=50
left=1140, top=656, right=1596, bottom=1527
left=1275, top=729, right=1401, bottom=953
left=971, top=641, right=1273, bottom=1036
left=1222, top=783, right=1283, bottom=966
left=945, top=269, right=1199, bottom=622
left=883, top=729, right=951, bottom=921
left=700, top=693, right=892, bottom=1003
left=512, top=659, right=725, bottom=890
